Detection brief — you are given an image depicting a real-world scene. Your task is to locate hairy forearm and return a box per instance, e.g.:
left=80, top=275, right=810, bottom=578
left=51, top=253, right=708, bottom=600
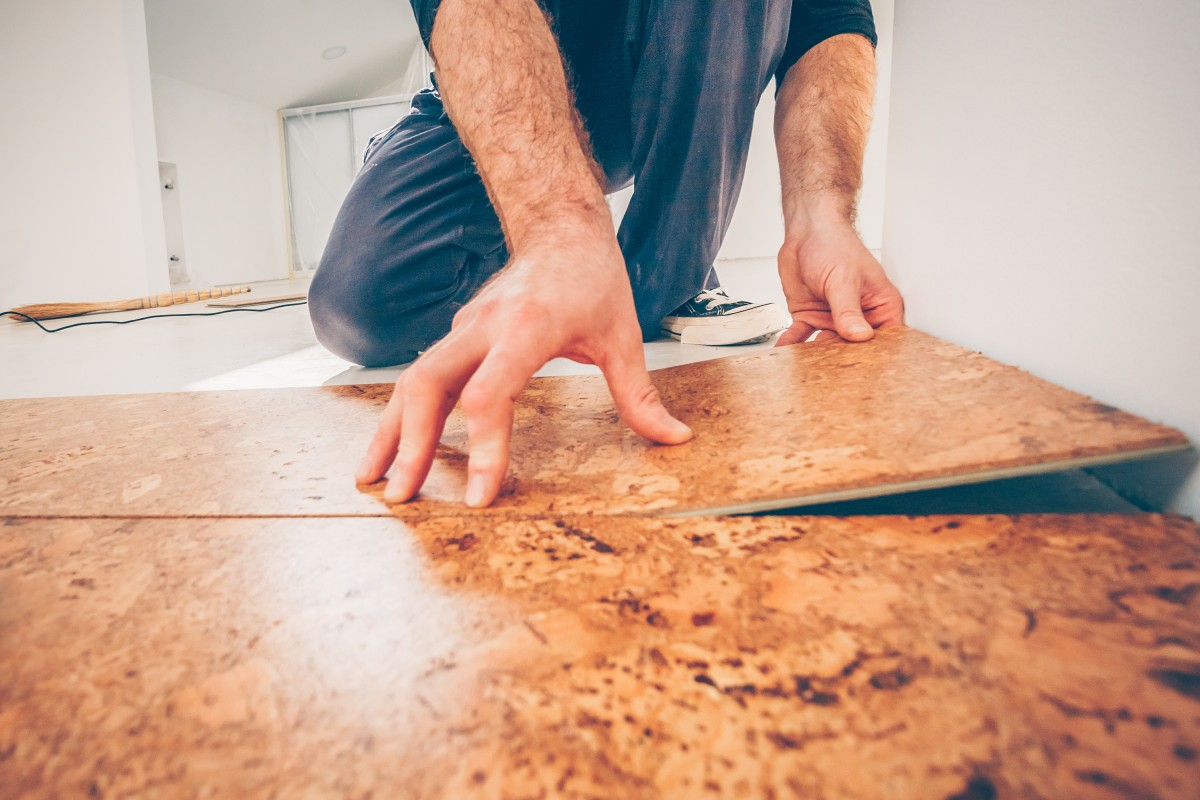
left=774, top=33, right=876, bottom=233
left=429, top=0, right=610, bottom=249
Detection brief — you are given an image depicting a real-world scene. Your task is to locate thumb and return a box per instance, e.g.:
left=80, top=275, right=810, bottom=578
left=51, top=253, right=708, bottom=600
left=602, top=348, right=693, bottom=446
left=825, top=272, right=874, bottom=342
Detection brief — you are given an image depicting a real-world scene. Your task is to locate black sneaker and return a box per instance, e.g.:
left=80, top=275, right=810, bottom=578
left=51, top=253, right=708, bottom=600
left=660, top=288, right=786, bottom=345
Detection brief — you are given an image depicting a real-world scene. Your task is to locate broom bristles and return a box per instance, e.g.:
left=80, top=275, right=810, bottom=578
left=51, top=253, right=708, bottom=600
left=7, top=286, right=253, bottom=321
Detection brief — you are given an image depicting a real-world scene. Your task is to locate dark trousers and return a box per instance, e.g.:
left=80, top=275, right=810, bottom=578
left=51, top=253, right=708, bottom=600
left=310, top=0, right=792, bottom=367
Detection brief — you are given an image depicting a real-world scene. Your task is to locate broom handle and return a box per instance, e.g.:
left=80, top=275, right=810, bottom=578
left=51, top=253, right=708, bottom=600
left=8, top=285, right=254, bottom=321
left=140, top=286, right=251, bottom=309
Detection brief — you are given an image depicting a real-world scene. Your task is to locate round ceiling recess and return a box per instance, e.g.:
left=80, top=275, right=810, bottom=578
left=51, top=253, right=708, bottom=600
left=321, top=46, right=348, bottom=61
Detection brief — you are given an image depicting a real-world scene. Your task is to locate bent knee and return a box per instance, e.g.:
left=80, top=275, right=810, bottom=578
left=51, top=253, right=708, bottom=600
left=308, top=274, right=429, bottom=368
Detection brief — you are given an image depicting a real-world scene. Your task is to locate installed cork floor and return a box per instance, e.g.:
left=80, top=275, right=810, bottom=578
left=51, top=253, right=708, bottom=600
left=3, top=328, right=1196, bottom=798
left=2, top=513, right=1199, bottom=798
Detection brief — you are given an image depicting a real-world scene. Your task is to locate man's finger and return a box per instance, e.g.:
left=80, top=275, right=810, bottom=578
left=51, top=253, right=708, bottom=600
left=459, top=347, right=544, bottom=508
left=600, top=343, right=692, bottom=446
left=866, top=289, right=906, bottom=329
left=357, top=372, right=407, bottom=484
left=775, top=320, right=817, bottom=348
left=826, top=274, right=874, bottom=342
left=384, top=337, right=484, bottom=503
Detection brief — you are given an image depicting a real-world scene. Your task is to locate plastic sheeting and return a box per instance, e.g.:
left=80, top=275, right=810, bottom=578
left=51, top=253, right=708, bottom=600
left=281, top=47, right=432, bottom=275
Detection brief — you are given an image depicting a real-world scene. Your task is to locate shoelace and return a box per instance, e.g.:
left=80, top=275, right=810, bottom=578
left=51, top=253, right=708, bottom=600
left=693, top=288, right=733, bottom=311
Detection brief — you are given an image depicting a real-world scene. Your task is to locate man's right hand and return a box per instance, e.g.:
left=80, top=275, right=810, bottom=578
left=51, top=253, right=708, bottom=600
left=356, top=225, right=693, bottom=508
left=355, top=0, right=692, bottom=507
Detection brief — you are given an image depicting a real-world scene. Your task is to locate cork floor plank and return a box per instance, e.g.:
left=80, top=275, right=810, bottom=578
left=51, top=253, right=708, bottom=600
left=2, top=513, right=1198, bottom=799
left=0, top=382, right=390, bottom=517
left=0, top=328, right=1187, bottom=518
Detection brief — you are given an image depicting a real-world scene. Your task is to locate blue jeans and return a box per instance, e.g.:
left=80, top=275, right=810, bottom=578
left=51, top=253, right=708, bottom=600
left=309, top=0, right=792, bottom=367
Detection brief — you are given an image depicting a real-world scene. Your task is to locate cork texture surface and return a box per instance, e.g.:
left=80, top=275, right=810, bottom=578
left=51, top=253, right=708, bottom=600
left=0, top=328, right=1187, bottom=518
left=2, top=513, right=1198, bottom=799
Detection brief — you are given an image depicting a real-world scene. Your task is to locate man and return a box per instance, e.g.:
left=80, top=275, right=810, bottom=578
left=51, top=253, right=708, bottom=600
left=310, top=0, right=904, bottom=508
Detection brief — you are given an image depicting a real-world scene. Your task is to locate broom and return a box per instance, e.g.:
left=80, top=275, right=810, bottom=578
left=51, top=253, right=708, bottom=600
left=6, top=286, right=254, bottom=321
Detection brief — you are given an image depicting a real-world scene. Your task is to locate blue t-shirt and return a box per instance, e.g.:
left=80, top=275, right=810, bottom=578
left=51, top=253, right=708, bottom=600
left=408, top=1, right=877, bottom=89
left=407, top=1, right=877, bottom=178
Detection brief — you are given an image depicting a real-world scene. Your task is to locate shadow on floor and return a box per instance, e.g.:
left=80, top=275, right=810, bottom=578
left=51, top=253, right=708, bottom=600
left=760, top=469, right=1142, bottom=516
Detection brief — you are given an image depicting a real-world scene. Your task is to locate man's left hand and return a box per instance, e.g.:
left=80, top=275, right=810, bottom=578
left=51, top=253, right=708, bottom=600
left=776, top=222, right=904, bottom=346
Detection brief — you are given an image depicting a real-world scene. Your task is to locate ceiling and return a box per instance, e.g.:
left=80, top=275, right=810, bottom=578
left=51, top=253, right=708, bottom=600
left=144, top=0, right=423, bottom=110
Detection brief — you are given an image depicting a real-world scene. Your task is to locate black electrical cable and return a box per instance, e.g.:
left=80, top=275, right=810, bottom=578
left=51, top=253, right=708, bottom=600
left=1, top=301, right=308, bottom=333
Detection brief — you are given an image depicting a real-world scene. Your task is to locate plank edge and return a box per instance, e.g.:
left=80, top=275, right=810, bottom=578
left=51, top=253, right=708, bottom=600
left=663, top=442, right=1194, bottom=518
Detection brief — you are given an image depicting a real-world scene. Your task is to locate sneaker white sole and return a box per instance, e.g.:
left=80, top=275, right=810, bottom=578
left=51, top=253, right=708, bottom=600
left=660, top=305, right=786, bottom=346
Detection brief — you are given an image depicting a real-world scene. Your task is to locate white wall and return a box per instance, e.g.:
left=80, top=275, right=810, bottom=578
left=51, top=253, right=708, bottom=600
left=151, top=74, right=290, bottom=287
left=0, top=0, right=167, bottom=307
left=719, top=0, right=895, bottom=260
left=366, top=45, right=434, bottom=99
left=883, top=0, right=1200, bottom=516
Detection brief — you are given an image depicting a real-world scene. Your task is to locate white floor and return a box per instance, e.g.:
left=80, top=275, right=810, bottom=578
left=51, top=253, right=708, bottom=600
left=0, top=257, right=788, bottom=400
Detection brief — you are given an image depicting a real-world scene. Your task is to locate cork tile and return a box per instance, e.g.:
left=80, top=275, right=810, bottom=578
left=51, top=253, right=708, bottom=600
left=0, top=328, right=1188, bottom=518
left=2, top=514, right=1198, bottom=799
left=0, top=382, right=389, bottom=517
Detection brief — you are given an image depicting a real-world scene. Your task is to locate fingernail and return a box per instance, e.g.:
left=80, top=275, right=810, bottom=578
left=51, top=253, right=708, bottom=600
left=356, top=458, right=372, bottom=483
left=383, top=472, right=407, bottom=503
left=464, top=474, right=488, bottom=508
left=849, top=321, right=871, bottom=336
left=667, top=417, right=693, bottom=440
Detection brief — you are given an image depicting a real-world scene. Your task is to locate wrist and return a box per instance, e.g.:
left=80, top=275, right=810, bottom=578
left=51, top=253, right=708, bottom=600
left=505, top=189, right=613, bottom=251
left=509, top=200, right=620, bottom=257
left=783, top=195, right=858, bottom=243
